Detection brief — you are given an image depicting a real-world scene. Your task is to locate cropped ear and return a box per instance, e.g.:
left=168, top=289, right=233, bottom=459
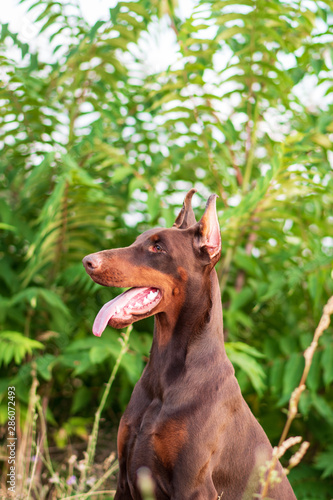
left=173, top=188, right=197, bottom=229
left=195, top=194, right=221, bottom=265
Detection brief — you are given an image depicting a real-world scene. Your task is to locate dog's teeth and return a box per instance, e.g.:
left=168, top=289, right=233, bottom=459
left=115, top=306, right=120, bottom=314
left=143, top=297, right=150, bottom=305
left=128, top=304, right=133, bottom=309
left=134, top=302, right=141, bottom=307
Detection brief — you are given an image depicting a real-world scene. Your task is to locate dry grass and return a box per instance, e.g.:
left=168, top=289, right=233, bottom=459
left=2, top=326, right=132, bottom=500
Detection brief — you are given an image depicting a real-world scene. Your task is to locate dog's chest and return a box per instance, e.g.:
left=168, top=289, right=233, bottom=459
left=122, top=397, right=176, bottom=495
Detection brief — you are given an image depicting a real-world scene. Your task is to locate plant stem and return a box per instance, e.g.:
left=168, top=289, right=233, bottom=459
left=242, top=98, right=259, bottom=191
left=169, top=13, right=228, bottom=206
left=17, top=363, right=39, bottom=498
left=62, top=490, right=116, bottom=500
left=27, top=444, right=40, bottom=500
left=36, top=398, right=55, bottom=476
left=218, top=245, right=234, bottom=294
left=77, top=325, right=132, bottom=494
left=278, top=296, right=333, bottom=446
left=50, top=180, right=69, bottom=282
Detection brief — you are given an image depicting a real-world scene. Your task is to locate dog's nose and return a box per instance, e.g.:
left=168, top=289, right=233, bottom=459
left=82, top=254, right=102, bottom=272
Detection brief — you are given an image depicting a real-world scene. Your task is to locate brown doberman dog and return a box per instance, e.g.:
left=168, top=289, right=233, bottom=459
left=83, top=190, right=296, bottom=500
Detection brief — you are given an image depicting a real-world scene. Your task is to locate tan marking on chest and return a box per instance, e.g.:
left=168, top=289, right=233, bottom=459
left=117, top=418, right=130, bottom=460
left=152, top=419, right=187, bottom=468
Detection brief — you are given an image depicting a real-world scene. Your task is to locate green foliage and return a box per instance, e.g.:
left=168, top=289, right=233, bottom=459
left=0, top=0, right=333, bottom=497
left=0, top=332, right=44, bottom=366
left=315, top=444, right=333, bottom=479
left=226, top=342, right=266, bottom=396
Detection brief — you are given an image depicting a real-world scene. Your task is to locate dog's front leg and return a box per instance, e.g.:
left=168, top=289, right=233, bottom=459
left=114, top=461, right=133, bottom=500
left=114, top=415, right=134, bottom=500
left=114, top=486, right=132, bottom=500
left=171, top=472, right=218, bottom=500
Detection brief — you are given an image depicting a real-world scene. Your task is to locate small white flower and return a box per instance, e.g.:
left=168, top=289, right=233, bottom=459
left=86, top=476, right=96, bottom=487
left=49, top=473, right=60, bottom=484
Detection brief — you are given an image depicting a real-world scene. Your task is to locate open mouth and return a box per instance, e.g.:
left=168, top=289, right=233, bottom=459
left=93, top=287, right=162, bottom=336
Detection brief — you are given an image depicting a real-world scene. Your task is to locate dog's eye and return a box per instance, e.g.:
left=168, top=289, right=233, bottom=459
left=151, top=243, right=163, bottom=253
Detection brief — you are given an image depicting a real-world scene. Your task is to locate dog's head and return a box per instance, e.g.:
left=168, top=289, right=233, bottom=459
left=83, top=190, right=221, bottom=335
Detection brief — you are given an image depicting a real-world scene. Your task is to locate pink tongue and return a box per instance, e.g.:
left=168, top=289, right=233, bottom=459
left=93, top=287, right=153, bottom=337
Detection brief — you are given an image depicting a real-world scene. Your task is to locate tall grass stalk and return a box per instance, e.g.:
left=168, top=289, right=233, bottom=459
left=258, top=295, right=333, bottom=498
left=62, top=489, right=116, bottom=499
left=27, top=443, right=40, bottom=500
left=16, top=363, right=39, bottom=498
left=77, top=325, right=132, bottom=494
left=36, top=399, right=55, bottom=477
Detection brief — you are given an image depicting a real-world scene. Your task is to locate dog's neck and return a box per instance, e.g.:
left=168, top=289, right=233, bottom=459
left=146, top=269, right=226, bottom=391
